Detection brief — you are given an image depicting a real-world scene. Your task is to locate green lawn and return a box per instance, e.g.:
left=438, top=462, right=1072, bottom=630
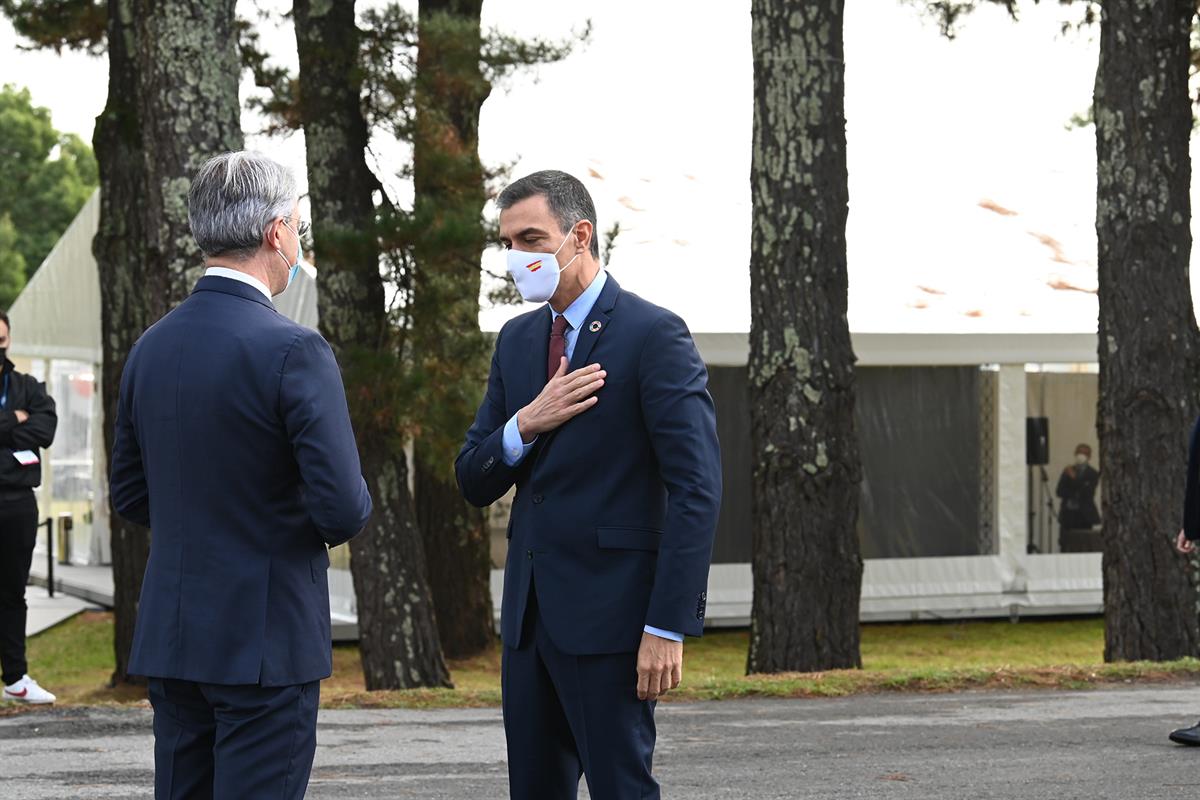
left=12, top=611, right=1199, bottom=711
left=862, top=617, right=1107, bottom=670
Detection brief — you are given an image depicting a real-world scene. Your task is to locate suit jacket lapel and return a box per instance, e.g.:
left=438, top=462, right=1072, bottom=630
left=527, top=305, right=552, bottom=402
left=568, top=273, right=621, bottom=372
left=532, top=275, right=622, bottom=464
left=568, top=309, right=609, bottom=372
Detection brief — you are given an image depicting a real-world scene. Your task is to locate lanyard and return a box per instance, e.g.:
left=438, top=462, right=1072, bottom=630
left=0, top=372, right=9, bottom=411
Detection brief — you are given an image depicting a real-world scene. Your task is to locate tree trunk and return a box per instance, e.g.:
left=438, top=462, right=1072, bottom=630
left=413, top=454, right=493, bottom=658
left=411, top=0, right=495, bottom=660
left=294, top=0, right=451, bottom=689
left=746, top=0, right=863, bottom=674
left=1095, top=0, right=1200, bottom=662
left=94, top=0, right=242, bottom=685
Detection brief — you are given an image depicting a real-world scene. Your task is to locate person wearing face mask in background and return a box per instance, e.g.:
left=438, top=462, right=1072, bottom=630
left=0, top=310, right=58, bottom=705
left=109, top=151, right=372, bottom=799
left=456, top=170, right=722, bottom=799
left=1056, top=443, right=1101, bottom=547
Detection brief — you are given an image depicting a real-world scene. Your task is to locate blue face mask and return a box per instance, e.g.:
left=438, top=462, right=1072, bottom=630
left=277, top=220, right=305, bottom=290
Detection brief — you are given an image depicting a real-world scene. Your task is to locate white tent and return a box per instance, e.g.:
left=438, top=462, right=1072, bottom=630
left=12, top=188, right=1111, bottom=630
left=690, top=332, right=1102, bottom=625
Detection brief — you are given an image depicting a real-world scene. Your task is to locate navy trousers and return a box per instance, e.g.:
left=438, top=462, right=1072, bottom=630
left=147, top=677, right=320, bottom=800
left=502, top=589, right=659, bottom=799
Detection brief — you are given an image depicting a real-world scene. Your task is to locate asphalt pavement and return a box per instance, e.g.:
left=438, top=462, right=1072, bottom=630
left=5, top=685, right=1200, bottom=798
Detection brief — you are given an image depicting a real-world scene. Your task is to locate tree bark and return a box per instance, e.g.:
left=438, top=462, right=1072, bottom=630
left=294, top=0, right=451, bottom=689
left=1095, top=0, right=1200, bottom=662
left=746, top=0, right=863, bottom=674
left=413, top=456, right=493, bottom=659
left=94, top=0, right=242, bottom=685
left=411, top=0, right=495, bottom=660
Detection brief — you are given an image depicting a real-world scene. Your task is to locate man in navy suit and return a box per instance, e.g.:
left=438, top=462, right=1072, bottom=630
left=110, top=151, right=372, bottom=799
left=456, top=170, right=722, bottom=798
left=1171, top=417, right=1200, bottom=745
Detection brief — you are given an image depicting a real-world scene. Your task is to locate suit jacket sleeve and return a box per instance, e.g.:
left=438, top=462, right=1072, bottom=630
left=279, top=329, right=373, bottom=547
left=456, top=326, right=524, bottom=507
left=1184, top=415, right=1200, bottom=541
left=10, top=376, right=57, bottom=451
left=110, top=353, right=151, bottom=527
left=638, top=313, right=722, bottom=637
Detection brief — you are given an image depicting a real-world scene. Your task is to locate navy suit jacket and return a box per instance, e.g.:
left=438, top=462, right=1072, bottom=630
left=111, top=276, right=373, bottom=687
left=1184, top=415, right=1200, bottom=541
left=456, top=275, right=722, bottom=655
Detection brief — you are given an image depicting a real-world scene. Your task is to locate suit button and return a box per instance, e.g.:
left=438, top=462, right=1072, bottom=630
left=526, top=550, right=533, bottom=559
left=532, top=494, right=544, bottom=505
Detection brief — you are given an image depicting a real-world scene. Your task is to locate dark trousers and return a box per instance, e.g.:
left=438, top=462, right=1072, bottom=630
left=502, top=589, right=659, bottom=800
left=0, top=491, right=39, bottom=686
left=147, top=677, right=320, bottom=800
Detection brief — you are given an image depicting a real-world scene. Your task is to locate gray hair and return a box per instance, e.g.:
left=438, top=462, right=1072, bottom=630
left=187, top=151, right=298, bottom=259
left=496, top=170, right=600, bottom=259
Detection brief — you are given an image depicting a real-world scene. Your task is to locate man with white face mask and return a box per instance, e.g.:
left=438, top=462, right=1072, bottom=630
left=110, top=151, right=372, bottom=799
left=456, top=170, right=722, bottom=799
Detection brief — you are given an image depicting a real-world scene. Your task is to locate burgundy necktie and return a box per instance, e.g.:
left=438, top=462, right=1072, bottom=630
left=548, top=315, right=571, bottom=381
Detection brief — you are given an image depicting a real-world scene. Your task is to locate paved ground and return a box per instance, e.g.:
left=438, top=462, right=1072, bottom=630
left=6, top=685, right=1200, bottom=798
left=25, top=586, right=91, bottom=636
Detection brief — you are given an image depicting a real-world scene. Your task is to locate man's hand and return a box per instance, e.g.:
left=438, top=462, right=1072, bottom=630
left=1177, top=529, right=1195, bottom=555
left=637, top=632, right=683, bottom=701
left=14, top=410, right=28, bottom=424
left=516, top=359, right=605, bottom=443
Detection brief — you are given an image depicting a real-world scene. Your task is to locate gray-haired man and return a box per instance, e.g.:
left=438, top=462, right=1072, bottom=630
left=110, top=151, right=372, bottom=799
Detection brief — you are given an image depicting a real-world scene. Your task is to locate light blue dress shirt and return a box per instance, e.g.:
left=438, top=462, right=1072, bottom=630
left=500, top=270, right=683, bottom=644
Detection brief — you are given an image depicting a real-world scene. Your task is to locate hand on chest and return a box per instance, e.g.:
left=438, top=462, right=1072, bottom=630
left=507, top=328, right=641, bottom=430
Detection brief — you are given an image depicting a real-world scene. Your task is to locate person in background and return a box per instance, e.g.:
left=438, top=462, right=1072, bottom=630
left=1056, top=443, right=1101, bottom=539
left=0, top=310, right=58, bottom=704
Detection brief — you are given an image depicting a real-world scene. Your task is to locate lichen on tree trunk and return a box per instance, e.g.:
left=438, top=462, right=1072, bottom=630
left=294, top=0, right=451, bottom=689
left=94, top=0, right=243, bottom=685
left=1094, top=0, right=1200, bottom=662
left=747, top=0, right=864, bottom=674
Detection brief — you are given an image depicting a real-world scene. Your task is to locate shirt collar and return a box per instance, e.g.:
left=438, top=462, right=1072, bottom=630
left=204, top=267, right=273, bottom=302
left=552, top=269, right=608, bottom=332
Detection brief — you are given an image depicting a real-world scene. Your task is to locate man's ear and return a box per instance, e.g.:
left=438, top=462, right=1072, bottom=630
left=576, top=220, right=594, bottom=255
left=263, top=218, right=283, bottom=252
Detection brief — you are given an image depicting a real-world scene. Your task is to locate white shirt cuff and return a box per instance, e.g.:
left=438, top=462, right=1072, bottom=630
left=644, top=625, right=684, bottom=642
left=502, top=414, right=535, bottom=466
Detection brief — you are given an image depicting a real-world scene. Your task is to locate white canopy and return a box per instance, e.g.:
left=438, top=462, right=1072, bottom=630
left=9, top=191, right=103, bottom=362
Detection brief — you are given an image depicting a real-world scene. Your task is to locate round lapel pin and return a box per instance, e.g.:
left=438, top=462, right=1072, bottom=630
left=589, top=320, right=603, bottom=333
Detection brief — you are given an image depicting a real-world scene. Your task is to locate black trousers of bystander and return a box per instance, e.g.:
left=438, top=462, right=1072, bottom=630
left=0, top=490, right=40, bottom=686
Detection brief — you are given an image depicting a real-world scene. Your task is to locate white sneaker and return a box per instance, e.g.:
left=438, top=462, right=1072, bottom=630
left=3, top=675, right=56, bottom=704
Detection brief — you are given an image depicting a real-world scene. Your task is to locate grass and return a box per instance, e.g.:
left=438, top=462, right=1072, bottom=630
left=21, top=611, right=146, bottom=706
left=11, top=612, right=1200, bottom=711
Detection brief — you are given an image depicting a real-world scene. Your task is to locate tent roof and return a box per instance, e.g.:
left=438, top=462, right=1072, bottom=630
left=696, top=332, right=1099, bottom=367
left=9, top=190, right=319, bottom=364
left=11, top=190, right=1106, bottom=369
left=10, top=190, right=102, bottom=363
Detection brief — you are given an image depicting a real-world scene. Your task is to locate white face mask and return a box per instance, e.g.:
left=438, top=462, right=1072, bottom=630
left=1075, top=454, right=1089, bottom=466
left=506, top=222, right=581, bottom=304
left=276, top=220, right=307, bottom=294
